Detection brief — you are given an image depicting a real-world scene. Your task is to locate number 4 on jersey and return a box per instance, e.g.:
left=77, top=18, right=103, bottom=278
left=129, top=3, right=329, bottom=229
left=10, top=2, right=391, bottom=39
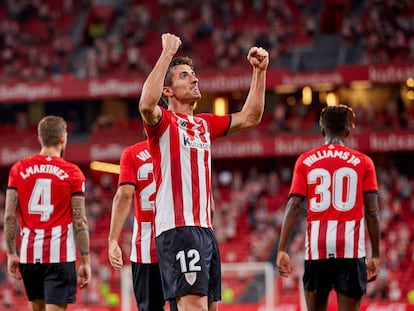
left=28, top=178, right=54, bottom=222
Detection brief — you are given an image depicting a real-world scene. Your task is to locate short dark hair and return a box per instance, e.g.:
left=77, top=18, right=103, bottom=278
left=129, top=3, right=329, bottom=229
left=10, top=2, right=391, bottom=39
left=319, top=105, right=356, bottom=133
left=164, top=56, right=194, bottom=87
left=38, top=115, right=67, bottom=147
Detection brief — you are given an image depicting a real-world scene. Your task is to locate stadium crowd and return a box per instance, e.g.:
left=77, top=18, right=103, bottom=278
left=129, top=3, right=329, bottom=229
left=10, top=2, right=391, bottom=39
left=1, top=0, right=414, bottom=82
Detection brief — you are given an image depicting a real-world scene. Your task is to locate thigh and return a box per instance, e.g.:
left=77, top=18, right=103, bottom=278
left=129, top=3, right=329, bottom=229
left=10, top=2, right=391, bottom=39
left=155, top=227, right=214, bottom=300
left=131, top=262, right=164, bottom=311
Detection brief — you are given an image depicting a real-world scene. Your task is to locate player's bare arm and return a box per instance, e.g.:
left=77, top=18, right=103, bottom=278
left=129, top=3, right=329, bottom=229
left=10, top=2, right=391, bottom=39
left=108, top=184, right=135, bottom=270
left=4, top=189, right=21, bottom=280
left=72, top=195, right=91, bottom=288
left=364, top=191, right=380, bottom=282
left=227, top=46, right=269, bottom=135
left=139, top=33, right=182, bottom=126
left=4, top=189, right=18, bottom=255
left=276, top=196, right=303, bottom=276
left=71, top=196, right=90, bottom=258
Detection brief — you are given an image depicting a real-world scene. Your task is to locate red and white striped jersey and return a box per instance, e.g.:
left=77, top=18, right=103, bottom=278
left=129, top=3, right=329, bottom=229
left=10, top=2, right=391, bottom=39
left=118, top=141, right=158, bottom=263
left=7, top=154, right=85, bottom=264
left=144, top=107, right=231, bottom=236
left=289, top=144, right=378, bottom=260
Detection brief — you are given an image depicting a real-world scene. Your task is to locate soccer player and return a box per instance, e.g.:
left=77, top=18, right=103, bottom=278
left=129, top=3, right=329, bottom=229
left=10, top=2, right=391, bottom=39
left=4, top=115, right=91, bottom=311
left=138, top=33, right=269, bottom=311
left=108, top=140, right=176, bottom=311
left=276, top=105, right=380, bottom=311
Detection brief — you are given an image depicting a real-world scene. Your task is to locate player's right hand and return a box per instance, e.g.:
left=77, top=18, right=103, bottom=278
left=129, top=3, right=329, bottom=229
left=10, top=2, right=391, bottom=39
left=108, top=240, right=123, bottom=270
left=162, top=33, right=181, bottom=55
left=276, top=250, right=292, bottom=277
left=7, top=253, right=21, bottom=280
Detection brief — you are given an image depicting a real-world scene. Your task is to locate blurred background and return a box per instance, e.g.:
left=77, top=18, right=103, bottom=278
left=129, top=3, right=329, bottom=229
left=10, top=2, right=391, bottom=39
left=0, top=0, right=413, bottom=310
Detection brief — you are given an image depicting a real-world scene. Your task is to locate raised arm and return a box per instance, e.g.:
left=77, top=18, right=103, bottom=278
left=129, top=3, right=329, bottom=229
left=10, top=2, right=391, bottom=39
left=4, top=189, right=21, bottom=280
left=108, top=184, right=134, bottom=270
left=139, top=33, right=182, bottom=126
left=71, top=195, right=91, bottom=288
left=227, top=47, right=269, bottom=135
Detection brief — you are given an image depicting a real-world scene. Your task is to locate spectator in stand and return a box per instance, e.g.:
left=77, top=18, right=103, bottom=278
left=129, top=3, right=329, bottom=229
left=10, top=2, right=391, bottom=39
left=3, top=115, right=91, bottom=311
left=138, top=33, right=268, bottom=311
left=276, top=105, right=380, bottom=311
left=108, top=139, right=176, bottom=311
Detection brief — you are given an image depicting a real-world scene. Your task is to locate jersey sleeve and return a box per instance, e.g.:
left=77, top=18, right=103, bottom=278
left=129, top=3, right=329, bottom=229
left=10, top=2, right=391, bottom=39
left=7, top=163, right=19, bottom=189
left=289, top=155, right=308, bottom=198
left=118, top=146, right=137, bottom=186
left=362, top=155, right=378, bottom=192
left=197, top=113, right=231, bottom=140
left=71, top=164, right=86, bottom=195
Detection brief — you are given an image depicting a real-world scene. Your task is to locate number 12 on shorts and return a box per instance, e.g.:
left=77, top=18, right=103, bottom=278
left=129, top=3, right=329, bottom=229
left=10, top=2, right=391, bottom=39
left=176, top=249, right=201, bottom=286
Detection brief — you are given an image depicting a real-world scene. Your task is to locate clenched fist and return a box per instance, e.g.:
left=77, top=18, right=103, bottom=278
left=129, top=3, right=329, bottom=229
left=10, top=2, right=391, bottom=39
left=247, top=47, right=269, bottom=70
left=162, top=33, right=182, bottom=56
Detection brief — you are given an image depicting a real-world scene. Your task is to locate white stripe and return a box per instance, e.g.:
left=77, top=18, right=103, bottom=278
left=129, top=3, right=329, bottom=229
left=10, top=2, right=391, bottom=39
left=130, top=218, right=138, bottom=262
left=66, top=223, right=76, bottom=262
left=140, top=222, right=152, bottom=263
left=156, top=127, right=175, bottom=236
left=304, top=227, right=309, bottom=260
left=358, top=218, right=366, bottom=258
left=310, top=221, right=320, bottom=259
left=20, top=228, right=30, bottom=263
left=50, top=226, right=61, bottom=262
left=34, top=229, right=44, bottom=263
left=326, top=220, right=337, bottom=258
left=344, top=221, right=355, bottom=258
left=180, top=126, right=195, bottom=227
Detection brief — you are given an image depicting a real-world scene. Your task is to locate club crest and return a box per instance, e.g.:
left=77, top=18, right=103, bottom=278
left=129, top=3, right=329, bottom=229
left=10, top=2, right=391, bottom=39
left=184, top=272, right=197, bottom=285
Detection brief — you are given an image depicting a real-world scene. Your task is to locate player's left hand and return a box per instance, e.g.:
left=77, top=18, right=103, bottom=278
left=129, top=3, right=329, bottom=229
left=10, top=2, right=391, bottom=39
left=78, top=263, right=91, bottom=289
left=247, top=47, right=269, bottom=70
left=367, top=257, right=379, bottom=282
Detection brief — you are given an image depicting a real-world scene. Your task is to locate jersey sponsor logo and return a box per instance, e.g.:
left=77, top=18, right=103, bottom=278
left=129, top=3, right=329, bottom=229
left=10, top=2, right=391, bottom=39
left=184, top=272, right=197, bottom=285
left=183, top=134, right=209, bottom=150
left=20, top=164, right=69, bottom=180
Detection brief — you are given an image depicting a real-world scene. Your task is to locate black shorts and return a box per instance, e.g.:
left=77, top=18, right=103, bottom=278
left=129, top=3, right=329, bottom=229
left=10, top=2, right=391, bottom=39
left=131, top=262, right=165, bottom=311
left=155, top=226, right=221, bottom=302
left=303, top=258, right=367, bottom=299
left=19, top=262, right=77, bottom=304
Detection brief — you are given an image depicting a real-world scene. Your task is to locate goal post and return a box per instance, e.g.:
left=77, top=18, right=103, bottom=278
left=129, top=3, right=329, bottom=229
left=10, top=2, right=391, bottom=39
left=221, top=261, right=276, bottom=310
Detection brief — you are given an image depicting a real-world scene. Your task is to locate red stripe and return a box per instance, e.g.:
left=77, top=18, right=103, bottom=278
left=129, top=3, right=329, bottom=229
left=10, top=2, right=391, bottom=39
left=150, top=227, right=157, bottom=263
left=137, top=222, right=142, bottom=263
left=353, top=220, right=360, bottom=258
left=336, top=221, right=345, bottom=258
left=27, top=231, right=34, bottom=263
left=61, top=226, right=67, bottom=262
left=170, top=115, right=184, bottom=227
left=43, top=229, right=51, bottom=263
left=318, top=221, right=327, bottom=259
